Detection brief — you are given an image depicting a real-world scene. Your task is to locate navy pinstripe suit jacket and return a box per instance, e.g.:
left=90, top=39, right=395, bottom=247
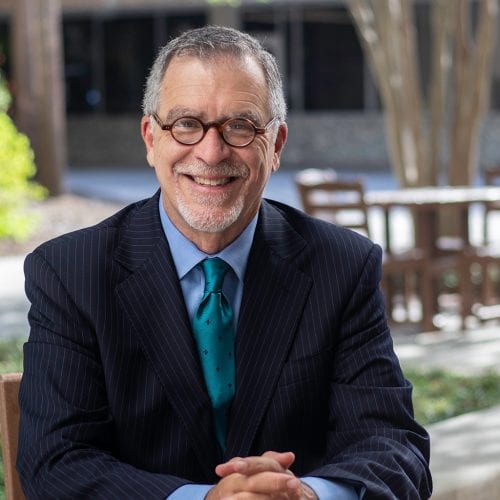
left=18, top=191, right=431, bottom=499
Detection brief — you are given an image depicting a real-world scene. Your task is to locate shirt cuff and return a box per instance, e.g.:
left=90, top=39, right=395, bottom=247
left=166, top=477, right=362, bottom=499
left=167, top=484, right=213, bottom=499
left=302, top=476, right=361, bottom=499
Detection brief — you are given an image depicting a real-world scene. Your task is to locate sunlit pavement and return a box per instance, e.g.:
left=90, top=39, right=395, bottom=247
left=0, top=255, right=28, bottom=340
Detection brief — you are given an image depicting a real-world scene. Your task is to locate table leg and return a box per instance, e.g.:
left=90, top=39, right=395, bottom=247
left=383, top=207, right=392, bottom=255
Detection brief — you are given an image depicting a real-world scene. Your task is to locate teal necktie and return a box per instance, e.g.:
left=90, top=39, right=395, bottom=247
left=193, top=258, right=235, bottom=450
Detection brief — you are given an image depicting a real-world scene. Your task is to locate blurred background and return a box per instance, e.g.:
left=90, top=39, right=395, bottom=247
left=2, top=0, right=500, bottom=181
left=1, top=1, right=500, bottom=498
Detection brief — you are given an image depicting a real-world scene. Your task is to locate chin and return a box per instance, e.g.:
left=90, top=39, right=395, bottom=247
left=180, top=205, right=244, bottom=234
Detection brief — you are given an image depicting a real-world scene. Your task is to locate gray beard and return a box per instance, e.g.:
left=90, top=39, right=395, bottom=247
left=173, top=160, right=249, bottom=233
left=175, top=191, right=244, bottom=233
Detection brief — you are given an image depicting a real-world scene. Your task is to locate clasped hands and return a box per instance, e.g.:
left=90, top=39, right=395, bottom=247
left=206, top=451, right=318, bottom=499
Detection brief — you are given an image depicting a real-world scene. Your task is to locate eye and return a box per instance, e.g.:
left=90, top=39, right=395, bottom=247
left=173, top=117, right=202, bottom=129
left=226, top=119, right=254, bottom=134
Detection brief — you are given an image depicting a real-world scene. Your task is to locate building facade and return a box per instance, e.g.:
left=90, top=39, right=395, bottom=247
left=1, top=0, right=500, bottom=171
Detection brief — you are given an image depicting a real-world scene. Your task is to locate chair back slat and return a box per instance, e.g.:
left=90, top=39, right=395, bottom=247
left=483, top=166, right=500, bottom=243
left=0, top=373, right=25, bottom=500
left=295, top=172, right=370, bottom=238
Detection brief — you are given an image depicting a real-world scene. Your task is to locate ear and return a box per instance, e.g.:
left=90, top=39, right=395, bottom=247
left=141, top=116, right=155, bottom=167
left=272, top=122, right=288, bottom=172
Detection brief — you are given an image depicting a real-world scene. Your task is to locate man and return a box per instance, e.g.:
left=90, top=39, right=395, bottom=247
left=18, top=26, right=432, bottom=499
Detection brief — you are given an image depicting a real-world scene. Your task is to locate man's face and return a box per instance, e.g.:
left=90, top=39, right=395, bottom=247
left=141, top=54, right=287, bottom=252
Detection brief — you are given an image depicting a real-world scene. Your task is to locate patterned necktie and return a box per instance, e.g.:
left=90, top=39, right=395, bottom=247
left=192, top=258, right=235, bottom=450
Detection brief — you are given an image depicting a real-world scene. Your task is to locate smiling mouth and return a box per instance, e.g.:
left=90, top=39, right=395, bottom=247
left=191, top=175, right=234, bottom=186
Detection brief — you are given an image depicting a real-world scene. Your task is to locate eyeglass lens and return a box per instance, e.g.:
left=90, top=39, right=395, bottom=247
left=172, top=117, right=257, bottom=147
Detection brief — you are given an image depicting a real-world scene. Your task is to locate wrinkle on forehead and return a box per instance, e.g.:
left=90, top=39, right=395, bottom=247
left=158, top=54, right=271, bottom=121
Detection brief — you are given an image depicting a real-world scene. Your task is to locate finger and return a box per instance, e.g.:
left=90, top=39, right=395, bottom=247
left=220, top=494, right=270, bottom=500
left=216, top=455, right=290, bottom=478
left=215, top=458, right=248, bottom=477
left=262, top=451, right=296, bottom=470
left=216, top=451, right=297, bottom=478
left=244, top=471, right=302, bottom=494
left=209, top=472, right=299, bottom=499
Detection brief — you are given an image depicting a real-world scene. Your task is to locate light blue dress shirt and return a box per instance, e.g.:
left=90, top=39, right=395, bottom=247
left=158, top=197, right=360, bottom=500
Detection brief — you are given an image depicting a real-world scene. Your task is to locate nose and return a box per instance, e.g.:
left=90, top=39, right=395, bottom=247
left=193, top=126, right=232, bottom=166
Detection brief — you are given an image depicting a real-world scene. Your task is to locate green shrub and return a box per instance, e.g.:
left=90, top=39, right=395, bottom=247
left=404, top=367, right=500, bottom=425
left=0, top=338, right=23, bottom=373
left=0, top=86, right=46, bottom=241
left=0, top=71, right=10, bottom=113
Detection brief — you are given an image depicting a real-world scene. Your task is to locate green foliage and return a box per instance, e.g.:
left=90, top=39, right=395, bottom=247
left=0, top=338, right=23, bottom=374
left=0, top=71, right=10, bottom=113
left=404, top=367, right=500, bottom=425
left=0, top=84, right=47, bottom=241
left=0, top=460, right=4, bottom=500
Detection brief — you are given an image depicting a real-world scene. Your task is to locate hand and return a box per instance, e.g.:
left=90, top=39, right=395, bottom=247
left=206, top=451, right=318, bottom=499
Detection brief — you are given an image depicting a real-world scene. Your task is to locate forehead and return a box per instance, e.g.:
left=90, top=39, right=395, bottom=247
left=159, top=54, right=270, bottom=119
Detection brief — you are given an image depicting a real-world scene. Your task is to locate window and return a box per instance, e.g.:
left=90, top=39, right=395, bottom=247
left=165, top=13, right=206, bottom=40
left=62, top=11, right=206, bottom=115
left=64, top=19, right=93, bottom=112
left=103, top=16, right=154, bottom=113
left=303, top=7, right=364, bottom=110
left=244, top=5, right=365, bottom=112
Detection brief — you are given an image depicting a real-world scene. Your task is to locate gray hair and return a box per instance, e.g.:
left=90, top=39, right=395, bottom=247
left=142, top=25, right=287, bottom=122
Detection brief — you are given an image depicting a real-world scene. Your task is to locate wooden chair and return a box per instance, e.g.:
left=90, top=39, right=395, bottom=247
left=295, top=171, right=370, bottom=238
left=294, top=171, right=476, bottom=330
left=483, top=166, right=500, bottom=243
left=294, top=171, right=433, bottom=327
left=461, top=243, right=500, bottom=322
left=0, top=373, right=25, bottom=500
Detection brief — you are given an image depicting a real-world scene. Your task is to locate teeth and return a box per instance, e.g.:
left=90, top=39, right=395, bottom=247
left=193, top=176, right=231, bottom=186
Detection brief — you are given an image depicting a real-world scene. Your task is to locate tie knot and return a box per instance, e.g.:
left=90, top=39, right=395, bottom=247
left=201, top=258, right=230, bottom=293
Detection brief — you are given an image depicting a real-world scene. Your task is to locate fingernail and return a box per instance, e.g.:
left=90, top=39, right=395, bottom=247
left=287, top=478, right=301, bottom=489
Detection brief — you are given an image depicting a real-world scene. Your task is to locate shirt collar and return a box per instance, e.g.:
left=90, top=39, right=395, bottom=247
left=158, top=193, right=258, bottom=282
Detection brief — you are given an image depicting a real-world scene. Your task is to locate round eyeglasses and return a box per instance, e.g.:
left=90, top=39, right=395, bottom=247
left=151, top=113, right=279, bottom=148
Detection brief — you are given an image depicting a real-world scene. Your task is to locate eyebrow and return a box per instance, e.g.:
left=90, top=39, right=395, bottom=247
left=165, top=107, right=197, bottom=122
left=164, top=107, right=263, bottom=125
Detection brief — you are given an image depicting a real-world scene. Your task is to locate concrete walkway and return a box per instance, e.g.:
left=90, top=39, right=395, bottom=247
left=429, top=405, right=500, bottom=499
left=0, top=255, right=28, bottom=339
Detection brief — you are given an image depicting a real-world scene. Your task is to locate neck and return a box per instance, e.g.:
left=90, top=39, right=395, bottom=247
left=190, top=232, right=238, bottom=255
left=162, top=199, right=260, bottom=255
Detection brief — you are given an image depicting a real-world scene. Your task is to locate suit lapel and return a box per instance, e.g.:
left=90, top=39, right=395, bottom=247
left=114, top=192, right=221, bottom=475
left=226, top=201, right=312, bottom=458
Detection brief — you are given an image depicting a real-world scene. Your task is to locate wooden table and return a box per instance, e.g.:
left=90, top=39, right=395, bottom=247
left=365, top=186, right=500, bottom=256
left=364, top=186, right=500, bottom=330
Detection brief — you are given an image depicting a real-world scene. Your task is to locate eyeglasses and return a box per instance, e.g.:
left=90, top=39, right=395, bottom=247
left=151, top=113, right=279, bottom=148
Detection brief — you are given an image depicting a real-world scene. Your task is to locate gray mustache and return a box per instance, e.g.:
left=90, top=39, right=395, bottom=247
left=174, top=162, right=249, bottom=179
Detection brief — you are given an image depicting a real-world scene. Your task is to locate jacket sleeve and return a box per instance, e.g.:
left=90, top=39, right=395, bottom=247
left=309, top=243, right=432, bottom=499
left=17, top=250, right=189, bottom=499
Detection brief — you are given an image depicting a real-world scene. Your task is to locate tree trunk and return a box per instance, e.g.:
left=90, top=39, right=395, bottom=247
left=348, top=0, right=498, bottom=188
left=448, top=0, right=498, bottom=186
left=348, top=0, right=426, bottom=187
left=428, top=0, right=453, bottom=186
left=12, top=0, right=66, bottom=195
